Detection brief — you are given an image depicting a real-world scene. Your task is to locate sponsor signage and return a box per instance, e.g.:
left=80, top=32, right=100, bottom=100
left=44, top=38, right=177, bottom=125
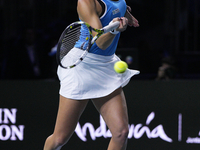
left=0, top=80, right=200, bottom=150
left=75, top=112, right=172, bottom=142
left=0, top=108, right=25, bottom=141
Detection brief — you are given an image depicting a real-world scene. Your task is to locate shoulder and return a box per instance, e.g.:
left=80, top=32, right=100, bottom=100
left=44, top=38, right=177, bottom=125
left=77, top=0, right=95, bottom=9
left=77, top=0, right=102, bottom=12
left=77, top=0, right=96, bottom=15
left=77, top=0, right=102, bottom=19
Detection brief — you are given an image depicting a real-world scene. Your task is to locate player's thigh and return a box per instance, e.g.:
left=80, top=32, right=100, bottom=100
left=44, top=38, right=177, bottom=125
left=53, top=95, right=89, bottom=138
left=92, top=87, right=128, bottom=132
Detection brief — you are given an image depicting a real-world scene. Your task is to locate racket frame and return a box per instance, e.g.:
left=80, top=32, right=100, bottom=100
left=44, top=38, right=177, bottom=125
left=57, top=21, right=120, bottom=69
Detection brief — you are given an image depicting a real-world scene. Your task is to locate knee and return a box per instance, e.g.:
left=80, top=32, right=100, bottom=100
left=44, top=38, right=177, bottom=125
left=46, top=134, right=67, bottom=149
left=112, top=126, right=129, bottom=142
left=54, top=135, right=68, bottom=148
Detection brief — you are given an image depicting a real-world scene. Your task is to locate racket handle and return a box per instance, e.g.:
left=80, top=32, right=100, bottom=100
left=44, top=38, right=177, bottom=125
left=103, top=21, right=120, bottom=33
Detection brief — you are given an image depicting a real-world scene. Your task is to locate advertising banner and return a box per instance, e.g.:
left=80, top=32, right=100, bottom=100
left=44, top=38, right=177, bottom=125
left=0, top=80, right=200, bottom=150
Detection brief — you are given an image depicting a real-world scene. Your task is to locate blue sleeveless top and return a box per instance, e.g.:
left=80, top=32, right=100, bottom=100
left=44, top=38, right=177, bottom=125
left=75, top=0, right=127, bottom=56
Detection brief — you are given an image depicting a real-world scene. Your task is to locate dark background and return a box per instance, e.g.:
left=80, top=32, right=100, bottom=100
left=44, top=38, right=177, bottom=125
left=0, top=0, right=200, bottom=80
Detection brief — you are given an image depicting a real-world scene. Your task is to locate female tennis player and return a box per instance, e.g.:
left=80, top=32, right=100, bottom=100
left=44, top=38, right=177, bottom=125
left=43, top=0, right=139, bottom=149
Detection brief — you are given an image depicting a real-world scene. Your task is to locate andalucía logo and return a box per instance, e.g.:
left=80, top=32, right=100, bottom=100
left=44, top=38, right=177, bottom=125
left=75, top=112, right=200, bottom=144
left=75, top=112, right=172, bottom=142
left=0, top=108, right=25, bottom=141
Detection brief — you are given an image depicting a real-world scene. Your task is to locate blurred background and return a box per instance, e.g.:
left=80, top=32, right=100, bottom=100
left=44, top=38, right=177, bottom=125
left=0, top=1, right=200, bottom=150
left=0, top=0, right=199, bottom=80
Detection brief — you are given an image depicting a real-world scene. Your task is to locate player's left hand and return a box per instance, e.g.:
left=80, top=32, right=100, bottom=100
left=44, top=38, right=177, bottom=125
left=125, top=5, right=139, bottom=27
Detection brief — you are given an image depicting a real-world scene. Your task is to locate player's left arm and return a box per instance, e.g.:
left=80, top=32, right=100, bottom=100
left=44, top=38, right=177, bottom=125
left=125, top=5, right=139, bottom=27
left=77, top=0, right=128, bottom=50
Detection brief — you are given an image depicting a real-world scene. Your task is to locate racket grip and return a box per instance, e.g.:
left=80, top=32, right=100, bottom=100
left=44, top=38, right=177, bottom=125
left=103, top=21, right=120, bottom=33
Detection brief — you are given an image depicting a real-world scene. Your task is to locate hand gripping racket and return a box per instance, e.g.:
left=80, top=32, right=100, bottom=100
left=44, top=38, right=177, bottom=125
left=56, top=21, right=120, bottom=69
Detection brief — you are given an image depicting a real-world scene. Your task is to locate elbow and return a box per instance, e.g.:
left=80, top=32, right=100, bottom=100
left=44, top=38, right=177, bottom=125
left=96, top=41, right=112, bottom=50
left=95, top=34, right=115, bottom=50
left=96, top=42, right=107, bottom=50
left=98, top=45, right=107, bottom=50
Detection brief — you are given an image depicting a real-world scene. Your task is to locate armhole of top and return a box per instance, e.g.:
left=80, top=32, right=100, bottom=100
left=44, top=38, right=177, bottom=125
left=96, top=0, right=106, bottom=18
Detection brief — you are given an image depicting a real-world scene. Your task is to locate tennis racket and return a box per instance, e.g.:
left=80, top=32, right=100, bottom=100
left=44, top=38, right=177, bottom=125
left=56, top=20, right=120, bottom=69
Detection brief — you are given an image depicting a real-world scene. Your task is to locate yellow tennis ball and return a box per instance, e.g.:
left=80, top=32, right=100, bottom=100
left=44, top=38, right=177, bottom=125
left=114, top=61, right=128, bottom=73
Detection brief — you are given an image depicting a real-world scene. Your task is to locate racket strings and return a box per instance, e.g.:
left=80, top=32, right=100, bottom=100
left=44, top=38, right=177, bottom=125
left=60, top=26, right=82, bottom=61
left=60, top=25, right=91, bottom=62
left=57, top=22, right=94, bottom=68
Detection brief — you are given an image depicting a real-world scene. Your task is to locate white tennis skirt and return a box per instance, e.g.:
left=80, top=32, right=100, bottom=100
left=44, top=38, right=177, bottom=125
left=57, top=48, right=140, bottom=100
